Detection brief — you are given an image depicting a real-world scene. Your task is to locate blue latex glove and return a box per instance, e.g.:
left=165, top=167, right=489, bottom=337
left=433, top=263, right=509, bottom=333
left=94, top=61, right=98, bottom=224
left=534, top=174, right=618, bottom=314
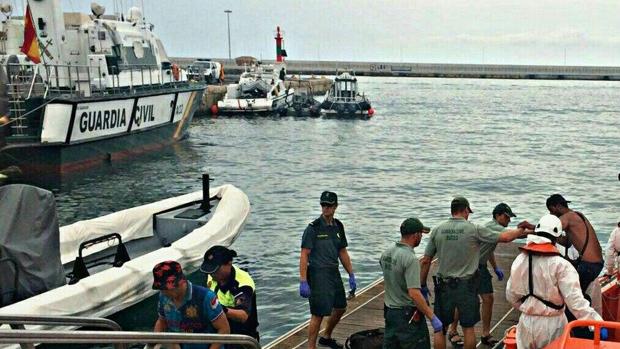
left=431, top=315, right=443, bottom=333
left=601, top=327, right=609, bottom=340
left=299, top=280, right=311, bottom=298
left=494, top=267, right=505, bottom=281
left=420, top=285, right=430, bottom=301
left=349, top=273, right=357, bottom=292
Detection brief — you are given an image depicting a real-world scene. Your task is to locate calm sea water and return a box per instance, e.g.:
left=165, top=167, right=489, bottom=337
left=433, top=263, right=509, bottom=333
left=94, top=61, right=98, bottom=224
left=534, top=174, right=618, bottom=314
left=53, top=77, right=619, bottom=344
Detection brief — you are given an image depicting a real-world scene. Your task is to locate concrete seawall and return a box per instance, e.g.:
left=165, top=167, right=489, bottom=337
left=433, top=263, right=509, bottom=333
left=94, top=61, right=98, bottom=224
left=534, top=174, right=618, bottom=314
left=173, top=57, right=620, bottom=81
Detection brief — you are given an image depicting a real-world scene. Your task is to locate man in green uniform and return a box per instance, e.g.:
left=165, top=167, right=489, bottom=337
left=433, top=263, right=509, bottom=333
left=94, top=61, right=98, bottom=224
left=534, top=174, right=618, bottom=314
left=299, top=191, right=356, bottom=349
left=381, top=217, right=445, bottom=349
left=420, top=197, right=528, bottom=349
left=200, top=245, right=259, bottom=347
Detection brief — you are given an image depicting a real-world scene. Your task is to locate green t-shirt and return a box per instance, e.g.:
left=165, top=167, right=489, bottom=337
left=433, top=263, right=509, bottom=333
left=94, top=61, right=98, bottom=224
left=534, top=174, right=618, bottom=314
left=424, top=217, right=499, bottom=278
left=380, top=242, right=420, bottom=308
left=301, top=216, right=348, bottom=268
left=480, top=219, right=505, bottom=265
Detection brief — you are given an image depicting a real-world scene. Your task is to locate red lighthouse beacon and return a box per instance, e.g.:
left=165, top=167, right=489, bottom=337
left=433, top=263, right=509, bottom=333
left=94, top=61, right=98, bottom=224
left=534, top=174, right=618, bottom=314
left=275, top=26, right=287, bottom=63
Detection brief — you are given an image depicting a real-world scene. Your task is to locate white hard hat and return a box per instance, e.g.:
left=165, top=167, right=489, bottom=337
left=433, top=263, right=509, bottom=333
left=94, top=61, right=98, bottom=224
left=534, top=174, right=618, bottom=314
left=535, top=214, right=563, bottom=238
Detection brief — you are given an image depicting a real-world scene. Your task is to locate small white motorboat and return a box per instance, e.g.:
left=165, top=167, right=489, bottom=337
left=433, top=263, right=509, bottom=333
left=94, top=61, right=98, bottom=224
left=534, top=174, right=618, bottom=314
left=216, top=63, right=293, bottom=115
left=0, top=174, right=250, bottom=329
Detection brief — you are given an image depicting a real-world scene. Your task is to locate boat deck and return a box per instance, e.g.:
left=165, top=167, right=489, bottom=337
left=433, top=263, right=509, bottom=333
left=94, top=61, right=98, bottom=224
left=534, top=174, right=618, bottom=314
left=266, top=242, right=522, bottom=349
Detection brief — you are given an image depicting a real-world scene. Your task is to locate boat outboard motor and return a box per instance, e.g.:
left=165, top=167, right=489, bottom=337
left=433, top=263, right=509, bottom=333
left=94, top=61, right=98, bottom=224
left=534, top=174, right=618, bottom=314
left=0, top=185, right=65, bottom=306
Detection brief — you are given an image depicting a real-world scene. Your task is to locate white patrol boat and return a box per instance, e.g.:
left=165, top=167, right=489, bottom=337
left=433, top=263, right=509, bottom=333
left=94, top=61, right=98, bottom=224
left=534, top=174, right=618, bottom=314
left=0, top=1, right=205, bottom=186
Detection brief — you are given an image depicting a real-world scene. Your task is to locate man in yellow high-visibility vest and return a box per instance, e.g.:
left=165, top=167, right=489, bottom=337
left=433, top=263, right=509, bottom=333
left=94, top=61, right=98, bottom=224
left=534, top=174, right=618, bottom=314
left=201, top=245, right=259, bottom=346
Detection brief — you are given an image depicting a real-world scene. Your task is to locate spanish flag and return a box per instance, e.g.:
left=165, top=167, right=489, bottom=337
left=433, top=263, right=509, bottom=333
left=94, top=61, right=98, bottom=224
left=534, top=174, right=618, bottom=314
left=20, top=5, right=41, bottom=64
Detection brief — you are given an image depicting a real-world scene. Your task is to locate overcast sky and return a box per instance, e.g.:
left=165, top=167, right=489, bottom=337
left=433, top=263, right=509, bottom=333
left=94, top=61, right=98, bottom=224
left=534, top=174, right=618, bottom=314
left=46, top=1, right=620, bottom=66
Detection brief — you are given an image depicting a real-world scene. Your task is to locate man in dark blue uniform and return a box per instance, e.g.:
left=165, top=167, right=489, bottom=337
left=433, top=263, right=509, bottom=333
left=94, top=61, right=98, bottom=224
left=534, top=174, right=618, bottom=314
left=299, top=191, right=356, bottom=349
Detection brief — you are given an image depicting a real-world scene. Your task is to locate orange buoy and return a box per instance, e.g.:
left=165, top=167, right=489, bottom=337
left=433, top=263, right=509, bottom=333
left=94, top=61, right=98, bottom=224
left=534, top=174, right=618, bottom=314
left=503, top=326, right=517, bottom=349
left=210, top=104, right=219, bottom=115
left=368, top=108, right=375, bottom=117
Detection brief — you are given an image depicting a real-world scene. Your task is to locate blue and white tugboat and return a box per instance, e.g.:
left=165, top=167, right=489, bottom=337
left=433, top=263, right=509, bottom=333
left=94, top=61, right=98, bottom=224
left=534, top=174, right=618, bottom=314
left=320, top=72, right=374, bottom=118
left=0, top=1, right=205, bottom=184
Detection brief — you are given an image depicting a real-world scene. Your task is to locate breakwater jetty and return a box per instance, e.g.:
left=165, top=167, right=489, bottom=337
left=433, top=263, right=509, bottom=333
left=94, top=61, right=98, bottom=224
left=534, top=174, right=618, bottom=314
left=173, top=57, right=620, bottom=81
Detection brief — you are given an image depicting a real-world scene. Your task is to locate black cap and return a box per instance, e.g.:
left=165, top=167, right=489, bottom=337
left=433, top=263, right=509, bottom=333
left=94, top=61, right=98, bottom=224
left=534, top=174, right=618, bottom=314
left=451, top=196, right=473, bottom=213
left=400, top=217, right=431, bottom=235
left=200, top=246, right=237, bottom=274
left=320, top=191, right=338, bottom=205
left=546, top=194, right=571, bottom=208
left=493, top=203, right=516, bottom=218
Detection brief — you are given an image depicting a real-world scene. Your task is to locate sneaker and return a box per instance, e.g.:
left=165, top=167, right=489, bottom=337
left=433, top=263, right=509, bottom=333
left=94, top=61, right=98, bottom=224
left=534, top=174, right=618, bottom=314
left=318, top=336, right=344, bottom=349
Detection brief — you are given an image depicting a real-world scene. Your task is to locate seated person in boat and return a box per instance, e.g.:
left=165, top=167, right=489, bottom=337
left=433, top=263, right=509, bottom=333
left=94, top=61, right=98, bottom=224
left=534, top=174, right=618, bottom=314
left=604, top=217, right=620, bottom=276
left=506, top=214, right=602, bottom=349
left=201, top=245, right=259, bottom=346
left=152, top=260, right=230, bottom=349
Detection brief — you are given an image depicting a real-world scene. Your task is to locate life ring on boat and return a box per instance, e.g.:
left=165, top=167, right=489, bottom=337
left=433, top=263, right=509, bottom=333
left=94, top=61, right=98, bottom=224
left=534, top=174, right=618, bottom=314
left=172, top=64, right=180, bottom=81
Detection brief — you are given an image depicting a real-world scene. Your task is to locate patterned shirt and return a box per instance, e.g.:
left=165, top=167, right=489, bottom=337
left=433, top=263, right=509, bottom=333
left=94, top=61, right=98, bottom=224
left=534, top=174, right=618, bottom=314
left=157, top=281, right=224, bottom=335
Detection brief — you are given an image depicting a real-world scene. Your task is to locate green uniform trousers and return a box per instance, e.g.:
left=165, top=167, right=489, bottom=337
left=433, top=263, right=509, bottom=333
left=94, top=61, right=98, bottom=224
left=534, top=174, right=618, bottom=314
left=308, top=267, right=346, bottom=316
left=383, top=306, right=430, bottom=349
left=434, top=275, right=481, bottom=328
left=478, top=264, right=493, bottom=295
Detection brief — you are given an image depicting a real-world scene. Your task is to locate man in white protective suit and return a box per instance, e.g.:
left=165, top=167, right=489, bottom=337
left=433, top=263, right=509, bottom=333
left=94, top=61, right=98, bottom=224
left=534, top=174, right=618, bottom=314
left=506, top=214, right=603, bottom=349
left=604, top=217, right=620, bottom=276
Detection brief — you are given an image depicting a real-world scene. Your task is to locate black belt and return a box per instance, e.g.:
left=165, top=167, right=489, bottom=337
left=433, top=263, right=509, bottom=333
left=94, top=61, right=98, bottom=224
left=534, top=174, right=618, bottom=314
left=438, top=272, right=478, bottom=282
left=384, top=304, right=416, bottom=311
left=436, top=272, right=479, bottom=289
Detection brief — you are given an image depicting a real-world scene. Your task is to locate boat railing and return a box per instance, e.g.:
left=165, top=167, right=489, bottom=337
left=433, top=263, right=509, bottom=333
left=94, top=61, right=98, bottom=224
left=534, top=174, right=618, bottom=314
left=3, top=62, right=196, bottom=137
left=0, top=329, right=261, bottom=349
left=5, top=62, right=192, bottom=101
left=0, top=314, right=124, bottom=349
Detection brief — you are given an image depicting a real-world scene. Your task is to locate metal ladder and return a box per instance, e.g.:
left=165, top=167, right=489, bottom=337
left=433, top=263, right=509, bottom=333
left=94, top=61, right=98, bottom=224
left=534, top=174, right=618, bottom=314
left=7, top=80, right=27, bottom=137
left=6, top=65, right=46, bottom=137
left=0, top=314, right=261, bottom=349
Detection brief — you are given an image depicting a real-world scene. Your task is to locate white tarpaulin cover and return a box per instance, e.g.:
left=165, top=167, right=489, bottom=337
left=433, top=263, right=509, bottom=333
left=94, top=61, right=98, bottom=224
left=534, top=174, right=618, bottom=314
left=0, top=184, right=250, bottom=333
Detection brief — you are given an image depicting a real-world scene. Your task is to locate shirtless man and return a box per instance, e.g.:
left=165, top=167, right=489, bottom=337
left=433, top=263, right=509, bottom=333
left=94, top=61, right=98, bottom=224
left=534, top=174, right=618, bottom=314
left=545, top=194, right=603, bottom=294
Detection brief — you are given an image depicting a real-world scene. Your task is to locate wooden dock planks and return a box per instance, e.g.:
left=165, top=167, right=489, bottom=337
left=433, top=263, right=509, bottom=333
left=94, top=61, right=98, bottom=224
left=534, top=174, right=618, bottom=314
left=266, top=242, right=523, bottom=349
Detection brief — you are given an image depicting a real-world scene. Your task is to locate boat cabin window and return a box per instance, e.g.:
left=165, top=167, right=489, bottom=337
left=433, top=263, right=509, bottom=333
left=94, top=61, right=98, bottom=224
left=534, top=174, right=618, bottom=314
left=335, top=79, right=357, bottom=99
left=120, top=42, right=156, bottom=67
